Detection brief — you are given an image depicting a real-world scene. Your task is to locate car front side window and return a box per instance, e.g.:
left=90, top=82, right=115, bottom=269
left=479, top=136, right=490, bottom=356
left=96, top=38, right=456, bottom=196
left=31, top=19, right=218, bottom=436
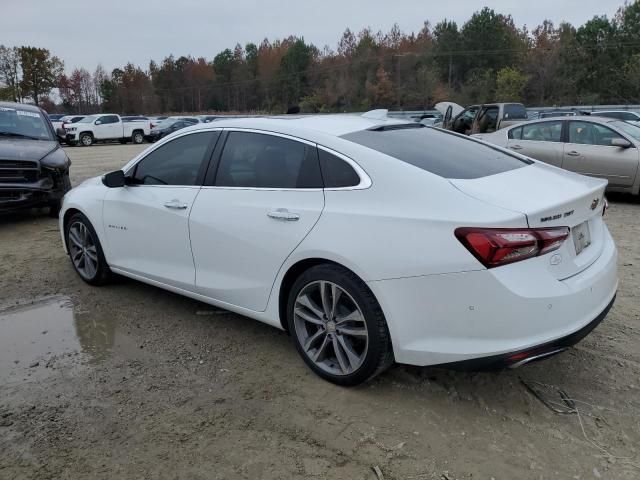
left=568, top=121, right=624, bottom=147
left=132, top=131, right=218, bottom=186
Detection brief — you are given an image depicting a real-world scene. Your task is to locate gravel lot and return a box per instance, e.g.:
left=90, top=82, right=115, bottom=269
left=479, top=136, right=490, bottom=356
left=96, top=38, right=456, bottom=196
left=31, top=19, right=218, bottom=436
left=1, top=143, right=639, bottom=480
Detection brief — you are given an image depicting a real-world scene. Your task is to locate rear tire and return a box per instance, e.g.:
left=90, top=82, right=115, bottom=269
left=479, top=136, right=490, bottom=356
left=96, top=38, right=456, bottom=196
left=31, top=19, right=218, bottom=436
left=65, top=213, right=111, bottom=286
left=286, top=264, right=394, bottom=386
left=132, top=131, right=144, bottom=144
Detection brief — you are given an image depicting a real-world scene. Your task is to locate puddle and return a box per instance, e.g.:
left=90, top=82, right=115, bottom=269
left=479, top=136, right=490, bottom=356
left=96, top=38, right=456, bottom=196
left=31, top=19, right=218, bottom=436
left=0, top=296, right=116, bottom=384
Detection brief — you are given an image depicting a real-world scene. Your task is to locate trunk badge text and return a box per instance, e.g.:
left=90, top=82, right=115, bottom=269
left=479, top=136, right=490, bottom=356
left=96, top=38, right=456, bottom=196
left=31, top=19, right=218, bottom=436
left=540, top=210, right=574, bottom=223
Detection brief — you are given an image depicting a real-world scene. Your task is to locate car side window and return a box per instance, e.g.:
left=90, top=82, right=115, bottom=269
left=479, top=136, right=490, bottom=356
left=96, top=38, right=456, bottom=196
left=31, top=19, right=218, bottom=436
left=214, top=132, right=322, bottom=188
left=521, top=121, right=563, bottom=142
left=132, top=131, right=218, bottom=186
left=508, top=126, right=523, bottom=140
left=568, top=121, right=624, bottom=146
left=318, top=149, right=361, bottom=188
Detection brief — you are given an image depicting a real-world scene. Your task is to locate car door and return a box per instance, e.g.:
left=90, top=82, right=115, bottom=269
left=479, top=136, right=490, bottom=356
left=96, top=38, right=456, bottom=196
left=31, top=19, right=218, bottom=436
left=507, top=120, right=564, bottom=167
left=102, top=130, right=219, bottom=289
left=189, top=130, right=325, bottom=312
left=92, top=116, right=112, bottom=140
left=562, top=120, right=639, bottom=187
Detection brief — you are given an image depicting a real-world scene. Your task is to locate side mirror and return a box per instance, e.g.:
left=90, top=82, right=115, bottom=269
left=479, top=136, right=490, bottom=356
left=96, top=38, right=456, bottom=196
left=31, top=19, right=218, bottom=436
left=102, top=170, right=126, bottom=188
left=56, top=127, right=66, bottom=137
left=95, top=120, right=102, bottom=125
left=611, top=138, right=632, bottom=148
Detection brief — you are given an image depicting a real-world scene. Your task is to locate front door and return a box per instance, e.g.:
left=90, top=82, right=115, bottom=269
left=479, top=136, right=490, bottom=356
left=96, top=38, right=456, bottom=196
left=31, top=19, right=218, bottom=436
left=102, top=131, right=219, bottom=289
left=189, top=130, right=325, bottom=312
left=94, top=115, right=120, bottom=140
left=562, top=120, right=639, bottom=187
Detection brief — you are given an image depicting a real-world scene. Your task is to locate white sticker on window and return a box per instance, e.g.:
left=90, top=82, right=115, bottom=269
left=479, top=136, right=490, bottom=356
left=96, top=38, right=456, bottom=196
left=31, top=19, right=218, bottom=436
left=0, top=107, right=16, bottom=112
left=16, top=110, right=40, bottom=118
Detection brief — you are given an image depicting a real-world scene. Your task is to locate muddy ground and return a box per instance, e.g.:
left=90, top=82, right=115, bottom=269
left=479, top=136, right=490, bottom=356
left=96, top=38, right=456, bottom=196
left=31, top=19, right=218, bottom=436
left=1, top=143, right=639, bottom=480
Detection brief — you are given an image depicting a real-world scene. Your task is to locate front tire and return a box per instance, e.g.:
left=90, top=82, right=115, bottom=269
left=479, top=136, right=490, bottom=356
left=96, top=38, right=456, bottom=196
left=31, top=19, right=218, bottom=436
left=79, top=133, right=93, bottom=147
left=65, top=213, right=111, bottom=285
left=287, top=264, right=394, bottom=386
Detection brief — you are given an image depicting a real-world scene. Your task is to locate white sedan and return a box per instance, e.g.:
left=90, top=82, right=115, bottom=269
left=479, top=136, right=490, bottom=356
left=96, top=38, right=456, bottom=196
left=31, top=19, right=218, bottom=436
left=59, top=114, right=618, bottom=385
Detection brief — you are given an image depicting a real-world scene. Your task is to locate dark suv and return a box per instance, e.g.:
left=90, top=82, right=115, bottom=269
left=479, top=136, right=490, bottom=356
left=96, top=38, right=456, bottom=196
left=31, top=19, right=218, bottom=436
left=0, top=101, right=72, bottom=216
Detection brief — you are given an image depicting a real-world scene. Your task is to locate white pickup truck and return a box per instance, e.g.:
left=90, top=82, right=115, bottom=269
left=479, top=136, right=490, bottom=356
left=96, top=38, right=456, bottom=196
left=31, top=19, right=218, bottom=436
left=64, top=114, right=150, bottom=146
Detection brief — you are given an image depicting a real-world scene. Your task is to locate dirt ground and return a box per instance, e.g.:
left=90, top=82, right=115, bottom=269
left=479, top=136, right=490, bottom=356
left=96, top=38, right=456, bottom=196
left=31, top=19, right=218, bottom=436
left=1, top=143, right=639, bottom=480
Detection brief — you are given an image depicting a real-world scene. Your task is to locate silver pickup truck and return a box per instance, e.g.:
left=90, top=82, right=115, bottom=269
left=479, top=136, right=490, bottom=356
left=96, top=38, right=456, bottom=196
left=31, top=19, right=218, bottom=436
left=435, top=102, right=528, bottom=135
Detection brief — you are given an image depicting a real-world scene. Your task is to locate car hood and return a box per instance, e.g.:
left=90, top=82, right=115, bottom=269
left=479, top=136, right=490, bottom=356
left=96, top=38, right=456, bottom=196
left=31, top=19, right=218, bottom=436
left=435, top=102, right=464, bottom=117
left=0, top=138, right=59, bottom=163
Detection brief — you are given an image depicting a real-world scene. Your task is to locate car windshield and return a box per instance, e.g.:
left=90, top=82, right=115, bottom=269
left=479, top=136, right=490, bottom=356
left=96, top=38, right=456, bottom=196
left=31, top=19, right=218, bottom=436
left=342, top=125, right=531, bottom=179
left=611, top=121, right=640, bottom=142
left=0, top=106, right=53, bottom=140
left=79, top=115, right=99, bottom=123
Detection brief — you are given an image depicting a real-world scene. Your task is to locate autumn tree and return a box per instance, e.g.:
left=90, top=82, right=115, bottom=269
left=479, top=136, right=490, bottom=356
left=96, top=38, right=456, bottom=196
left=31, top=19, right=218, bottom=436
left=19, top=47, right=63, bottom=105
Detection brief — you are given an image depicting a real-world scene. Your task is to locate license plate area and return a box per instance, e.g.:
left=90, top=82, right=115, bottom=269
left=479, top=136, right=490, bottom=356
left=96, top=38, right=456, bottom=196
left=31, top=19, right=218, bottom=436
left=572, top=221, right=591, bottom=256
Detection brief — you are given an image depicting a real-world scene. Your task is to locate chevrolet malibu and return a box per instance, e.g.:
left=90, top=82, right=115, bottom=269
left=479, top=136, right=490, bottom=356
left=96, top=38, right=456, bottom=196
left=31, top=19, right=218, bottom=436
left=59, top=114, right=618, bottom=385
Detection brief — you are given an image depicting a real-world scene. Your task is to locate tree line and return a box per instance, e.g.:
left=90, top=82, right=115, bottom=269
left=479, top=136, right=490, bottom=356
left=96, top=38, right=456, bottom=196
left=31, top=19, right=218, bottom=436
left=2, top=2, right=640, bottom=114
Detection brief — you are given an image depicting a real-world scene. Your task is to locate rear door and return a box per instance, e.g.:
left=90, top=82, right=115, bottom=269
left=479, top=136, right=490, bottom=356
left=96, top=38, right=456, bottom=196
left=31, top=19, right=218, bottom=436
left=507, top=120, right=564, bottom=167
left=562, top=120, right=639, bottom=187
left=189, top=130, right=325, bottom=311
left=102, top=131, right=219, bottom=289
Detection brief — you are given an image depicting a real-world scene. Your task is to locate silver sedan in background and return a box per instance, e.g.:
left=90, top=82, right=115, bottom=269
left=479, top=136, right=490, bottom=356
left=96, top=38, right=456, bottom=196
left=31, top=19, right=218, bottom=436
left=474, top=116, right=640, bottom=196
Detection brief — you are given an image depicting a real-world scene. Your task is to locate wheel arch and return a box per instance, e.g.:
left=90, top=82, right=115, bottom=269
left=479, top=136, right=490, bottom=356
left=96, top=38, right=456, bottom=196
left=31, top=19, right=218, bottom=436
left=277, top=257, right=371, bottom=333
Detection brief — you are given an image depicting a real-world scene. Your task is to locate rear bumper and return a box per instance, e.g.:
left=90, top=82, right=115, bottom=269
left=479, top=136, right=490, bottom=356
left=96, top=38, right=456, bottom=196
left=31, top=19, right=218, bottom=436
left=369, top=225, right=618, bottom=366
left=436, top=293, right=615, bottom=370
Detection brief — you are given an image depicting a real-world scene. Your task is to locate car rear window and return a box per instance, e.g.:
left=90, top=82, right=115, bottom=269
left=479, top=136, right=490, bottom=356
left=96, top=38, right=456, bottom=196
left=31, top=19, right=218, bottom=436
left=341, top=126, right=531, bottom=179
left=503, top=104, right=527, bottom=120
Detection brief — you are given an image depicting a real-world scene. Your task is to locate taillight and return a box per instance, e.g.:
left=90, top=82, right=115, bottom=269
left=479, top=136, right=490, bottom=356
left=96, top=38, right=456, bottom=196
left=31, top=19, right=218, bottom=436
left=603, top=197, right=608, bottom=217
left=455, top=227, right=570, bottom=268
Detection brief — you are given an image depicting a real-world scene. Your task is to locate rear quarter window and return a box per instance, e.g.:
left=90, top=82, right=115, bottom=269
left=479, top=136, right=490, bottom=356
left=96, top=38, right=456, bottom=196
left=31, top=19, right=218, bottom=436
left=341, top=126, right=531, bottom=180
left=503, top=104, right=528, bottom=120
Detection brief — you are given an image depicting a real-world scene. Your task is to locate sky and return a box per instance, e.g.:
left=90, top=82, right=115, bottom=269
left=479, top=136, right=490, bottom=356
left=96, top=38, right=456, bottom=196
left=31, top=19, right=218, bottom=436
left=3, top=0, right=625, bottom=73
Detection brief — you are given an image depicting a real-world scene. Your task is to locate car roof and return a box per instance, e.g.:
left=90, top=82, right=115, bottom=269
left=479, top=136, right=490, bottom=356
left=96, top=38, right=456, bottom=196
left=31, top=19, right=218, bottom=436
left=184, top=114, right=410, bottom=138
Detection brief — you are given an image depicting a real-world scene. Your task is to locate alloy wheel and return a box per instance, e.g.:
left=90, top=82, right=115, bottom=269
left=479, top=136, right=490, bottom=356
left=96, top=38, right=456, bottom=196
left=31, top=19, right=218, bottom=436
left=68, top=221, right=99, bottom=280
left=293, top=280, right=368, bottom=376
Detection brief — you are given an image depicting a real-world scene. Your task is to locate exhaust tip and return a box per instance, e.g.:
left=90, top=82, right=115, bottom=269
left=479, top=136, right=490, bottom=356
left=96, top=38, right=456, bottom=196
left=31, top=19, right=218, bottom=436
left=507, top=348, right=567, bottom=369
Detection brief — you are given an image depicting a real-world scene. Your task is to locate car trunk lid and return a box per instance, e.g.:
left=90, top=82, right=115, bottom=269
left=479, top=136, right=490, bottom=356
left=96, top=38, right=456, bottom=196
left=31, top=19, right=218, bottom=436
left=450, top=162, right=608, bottom=279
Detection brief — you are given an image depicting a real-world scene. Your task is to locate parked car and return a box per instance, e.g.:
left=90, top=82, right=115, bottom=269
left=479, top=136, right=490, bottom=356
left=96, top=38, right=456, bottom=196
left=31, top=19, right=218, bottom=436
left=591, top=110, right=640, bottom=122
left=149, top=116, right=168, bottom=129
left=147, top=117, right=199, bottom=141
left=121, top=115, right=149, bottom=121
left=59, top=114, right=617, bottom=385
left=197, top=115, right=220, bottom=123
left=435, top=102, right=528, bottom=135
left=473, top=116, right=640, bottom=195
left=412, top=113, right=442, bottom=127
left=1, top=101, right=71, bottom=215
left=53, top=115, right=86, bottom=143
left=538, top=110, right=585, bottom=119
left=47, top=113, right=66, bottom=122
left=65, top=114, right=150, bottom=146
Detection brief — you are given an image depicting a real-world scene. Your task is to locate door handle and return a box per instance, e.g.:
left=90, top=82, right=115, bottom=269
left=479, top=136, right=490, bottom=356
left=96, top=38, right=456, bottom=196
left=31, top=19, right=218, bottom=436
left=267, top=208, right=300, bottom=221
left=566, top=151, right=581, bottom=157
left=164, top=200, right=188, bottom=210
left=510, top=144, right=523, bottom=150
